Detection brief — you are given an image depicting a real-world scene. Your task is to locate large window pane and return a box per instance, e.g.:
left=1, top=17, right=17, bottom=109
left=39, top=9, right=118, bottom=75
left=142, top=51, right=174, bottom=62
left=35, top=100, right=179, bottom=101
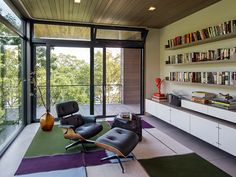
left=106, top=48, right=141, bottom=116
left=0, top=22, right=23, bottom=152
left=0, top=0, right=23, bottom=32
left=50, top=47, right=90, bottom=116
left=35, top=46, right=46, bottom=119
left=34, top=24, right=91, bottom=41
left=94, top=48, right=103, bottom=116
left=96, top=29, right=142, bottom=40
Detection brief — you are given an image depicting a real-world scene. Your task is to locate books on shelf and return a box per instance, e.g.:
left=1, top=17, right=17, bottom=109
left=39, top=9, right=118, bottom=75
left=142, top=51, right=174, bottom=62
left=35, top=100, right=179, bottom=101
left=169, top=71, right=236, bottom=86
left=166, top=19, right=236, bottom=49
left=166, top=47, right=236, bottom=65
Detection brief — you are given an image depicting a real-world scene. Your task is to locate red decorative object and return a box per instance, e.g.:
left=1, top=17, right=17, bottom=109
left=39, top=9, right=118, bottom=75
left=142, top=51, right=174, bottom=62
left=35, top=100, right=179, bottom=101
left=154, top=77, right=165, bottom=97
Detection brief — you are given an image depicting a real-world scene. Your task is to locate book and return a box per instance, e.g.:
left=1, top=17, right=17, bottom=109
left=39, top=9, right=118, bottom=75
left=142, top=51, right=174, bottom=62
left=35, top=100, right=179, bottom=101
left=191, top=97, right=209, bottom=104
left=192, top=91, right=216, bottom=99
left=117, top=112, right=132, bottom=121
left=152, top=97, right=167, bottom=102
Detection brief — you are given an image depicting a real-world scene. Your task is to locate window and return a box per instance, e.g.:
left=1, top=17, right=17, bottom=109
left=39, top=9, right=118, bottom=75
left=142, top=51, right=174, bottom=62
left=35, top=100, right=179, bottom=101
left=0, top=0, right=23, bottom=32
left=34, top=24, right=91, bottom=41
left=96, top=29, right=142, bottom=41
left=0, top=21, right=23, bottom=153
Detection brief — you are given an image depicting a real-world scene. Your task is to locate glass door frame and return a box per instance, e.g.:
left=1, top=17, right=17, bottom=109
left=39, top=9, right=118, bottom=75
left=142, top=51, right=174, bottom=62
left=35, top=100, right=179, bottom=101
left=32, top=43, right=94, bottom=121
left=32, top=44, right=145, bottom=121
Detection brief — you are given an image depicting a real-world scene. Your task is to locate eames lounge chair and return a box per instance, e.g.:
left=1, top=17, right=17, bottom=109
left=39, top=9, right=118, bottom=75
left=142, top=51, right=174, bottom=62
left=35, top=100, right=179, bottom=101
left=56, top=100, right=103, bottom=151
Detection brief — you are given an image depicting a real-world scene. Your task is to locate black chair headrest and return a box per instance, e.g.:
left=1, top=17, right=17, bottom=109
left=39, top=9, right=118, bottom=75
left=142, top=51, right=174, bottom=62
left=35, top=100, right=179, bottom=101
left=56, top=101, right=79, bottom=117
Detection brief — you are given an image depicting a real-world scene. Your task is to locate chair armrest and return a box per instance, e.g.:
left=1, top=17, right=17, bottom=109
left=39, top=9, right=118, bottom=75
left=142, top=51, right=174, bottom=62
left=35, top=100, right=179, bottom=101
left=82, top=115, right=97, bottom=123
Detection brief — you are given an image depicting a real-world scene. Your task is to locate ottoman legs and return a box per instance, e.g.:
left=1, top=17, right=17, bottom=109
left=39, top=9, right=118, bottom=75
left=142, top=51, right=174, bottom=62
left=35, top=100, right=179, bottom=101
left=101, top=155, right=134, bottom=173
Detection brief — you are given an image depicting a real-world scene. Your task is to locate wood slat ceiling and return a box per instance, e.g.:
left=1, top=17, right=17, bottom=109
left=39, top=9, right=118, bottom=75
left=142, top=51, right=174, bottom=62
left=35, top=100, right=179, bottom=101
left=12, top=0, right=221, bottom=28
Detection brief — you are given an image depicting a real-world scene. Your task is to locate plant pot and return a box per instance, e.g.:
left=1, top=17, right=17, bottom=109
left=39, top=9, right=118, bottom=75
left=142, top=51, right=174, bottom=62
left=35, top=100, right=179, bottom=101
left=40, top=111, right=55, bottom=131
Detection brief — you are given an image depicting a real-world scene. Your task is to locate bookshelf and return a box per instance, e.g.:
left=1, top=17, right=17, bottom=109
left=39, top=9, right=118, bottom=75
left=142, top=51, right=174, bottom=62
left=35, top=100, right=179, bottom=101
left=165, top=31, right=236, bottom=50
left=166, top=59, right=236, bottom=66
left=164, top=20, right=236, bottom=87
left=166, top=80, right=236, bottom=89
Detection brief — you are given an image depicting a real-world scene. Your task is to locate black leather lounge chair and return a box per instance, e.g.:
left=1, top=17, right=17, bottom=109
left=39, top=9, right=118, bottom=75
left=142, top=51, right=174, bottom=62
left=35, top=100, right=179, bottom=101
left=56, top=100, right=103, bottom=151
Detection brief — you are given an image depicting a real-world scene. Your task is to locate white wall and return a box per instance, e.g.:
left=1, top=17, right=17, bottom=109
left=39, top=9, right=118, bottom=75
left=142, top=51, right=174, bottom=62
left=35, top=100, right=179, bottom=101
left=159, top=0, right=236, bottom=98
left=145, top=28, right=160, bottom=98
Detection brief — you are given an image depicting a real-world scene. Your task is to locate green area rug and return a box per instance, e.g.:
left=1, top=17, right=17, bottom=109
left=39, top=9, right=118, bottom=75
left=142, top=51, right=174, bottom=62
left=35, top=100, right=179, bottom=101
left=139, top=153, right=231, bottom=177
left=25, top=122, right=110, bottom=157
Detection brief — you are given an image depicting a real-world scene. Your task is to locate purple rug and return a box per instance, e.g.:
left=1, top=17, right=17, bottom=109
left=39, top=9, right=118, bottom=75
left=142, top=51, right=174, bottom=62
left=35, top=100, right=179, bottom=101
left=84, top=150, right=108, bottom=166
left=15, top=153, right=83, bottom=175
left=15, top=150, right=109, bottom=175
left=108, top=119, right=154, bottom=129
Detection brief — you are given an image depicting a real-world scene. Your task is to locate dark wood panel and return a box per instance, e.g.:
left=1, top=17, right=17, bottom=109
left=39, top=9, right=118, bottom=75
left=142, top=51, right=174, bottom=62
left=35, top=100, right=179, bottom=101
left=123, top=48, right=141, bottom=104
left=14, top=0, right=221, bottom=28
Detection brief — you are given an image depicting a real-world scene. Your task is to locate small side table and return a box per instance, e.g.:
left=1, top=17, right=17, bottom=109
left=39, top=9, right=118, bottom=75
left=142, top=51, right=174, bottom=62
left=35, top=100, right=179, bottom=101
left=111, top=113, right=142, bottom=141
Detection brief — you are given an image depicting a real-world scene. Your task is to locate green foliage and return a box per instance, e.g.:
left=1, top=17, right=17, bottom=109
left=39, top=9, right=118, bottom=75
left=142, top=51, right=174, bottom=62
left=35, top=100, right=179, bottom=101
left=0, top=22, right=22, bottom=125
left=36, top=47, right=122, bottom=107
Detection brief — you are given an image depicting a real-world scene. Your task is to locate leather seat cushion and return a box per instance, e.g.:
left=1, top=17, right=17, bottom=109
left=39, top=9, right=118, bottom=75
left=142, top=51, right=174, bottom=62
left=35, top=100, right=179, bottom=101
left=75, top=123, right=103, bottom=139
left=60, top=114, right=84, bottom=128
left=96, top=127, right=139, bottom=156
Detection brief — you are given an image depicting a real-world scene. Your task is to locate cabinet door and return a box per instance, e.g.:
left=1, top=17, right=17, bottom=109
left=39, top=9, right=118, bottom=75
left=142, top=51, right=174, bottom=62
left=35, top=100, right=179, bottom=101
left=145, top=99, right=158, bottom=117
left=171, top=108, right=190, bottom=133
left=157, top=103, right=171, bottom=123
left=208, top=106, right=236, bottom=124
left=190, top=114, right=218, bottom=147
left=219, top=124, right=236, bottom=156
left=181, top=100, right=208, bottom=114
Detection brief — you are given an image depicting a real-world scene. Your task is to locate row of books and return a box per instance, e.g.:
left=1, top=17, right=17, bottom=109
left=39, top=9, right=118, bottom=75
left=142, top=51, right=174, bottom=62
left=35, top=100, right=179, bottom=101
left=166, top=48, right=236, bottom=64
left=166, top=20, right=236, bottom=48
left=169, top=71, right=236, bottom=85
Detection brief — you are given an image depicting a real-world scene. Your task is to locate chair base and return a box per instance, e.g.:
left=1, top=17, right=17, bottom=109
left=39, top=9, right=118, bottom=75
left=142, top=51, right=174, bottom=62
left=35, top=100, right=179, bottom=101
left=66, top=140, right=95, bottom=152
left=101, top=155, right=134, bottom=173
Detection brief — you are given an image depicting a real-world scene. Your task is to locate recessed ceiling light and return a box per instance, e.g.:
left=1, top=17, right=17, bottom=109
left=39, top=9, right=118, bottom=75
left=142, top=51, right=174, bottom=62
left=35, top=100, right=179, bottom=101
left=148, top=6, right=156, bottom=11
left=74, top=0, right=81, bottom=3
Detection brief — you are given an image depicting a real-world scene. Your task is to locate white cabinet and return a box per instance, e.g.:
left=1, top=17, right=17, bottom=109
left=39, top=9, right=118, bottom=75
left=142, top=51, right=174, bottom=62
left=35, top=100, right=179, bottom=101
left=157, top=103, right=171, bottom=123
left=182, top=99, right=236, bottom=124
left=145, top=99, right=158, bottom=117
left=182, top=100, right=208, bottom=114
left=145, top=99, right=236, bottom=156
left=171, top=108, right=190, bottom=133
left=219, top=124, right=236, bottom=156
left=208, top=106, right=236, bottom=124
left=190, top=114, right=219, bottom=147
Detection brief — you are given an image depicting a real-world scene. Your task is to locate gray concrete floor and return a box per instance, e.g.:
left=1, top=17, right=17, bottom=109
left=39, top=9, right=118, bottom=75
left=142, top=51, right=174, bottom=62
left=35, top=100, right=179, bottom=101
left=144, top=114, right=236, bottom=176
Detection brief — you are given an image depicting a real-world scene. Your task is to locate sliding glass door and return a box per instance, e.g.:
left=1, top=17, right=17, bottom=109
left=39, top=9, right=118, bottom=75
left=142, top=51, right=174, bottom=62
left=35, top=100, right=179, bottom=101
left=34, top=46, right=142, bottom=120
left=50, top=47, right=90, bottom=116
left=34, top=46, right=90, bottom=119
left=94, top=47, right=141, bottom=117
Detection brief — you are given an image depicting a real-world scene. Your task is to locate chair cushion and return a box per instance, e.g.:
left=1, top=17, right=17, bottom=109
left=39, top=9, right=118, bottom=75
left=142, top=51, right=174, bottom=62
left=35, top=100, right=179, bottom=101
left=96, top=127, right=139, bottom=156
left=75, top=123, right=103, bottom=139
left=56, top=101, right=79, bottom=117
left=60, top=114, right=84, bottom=128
